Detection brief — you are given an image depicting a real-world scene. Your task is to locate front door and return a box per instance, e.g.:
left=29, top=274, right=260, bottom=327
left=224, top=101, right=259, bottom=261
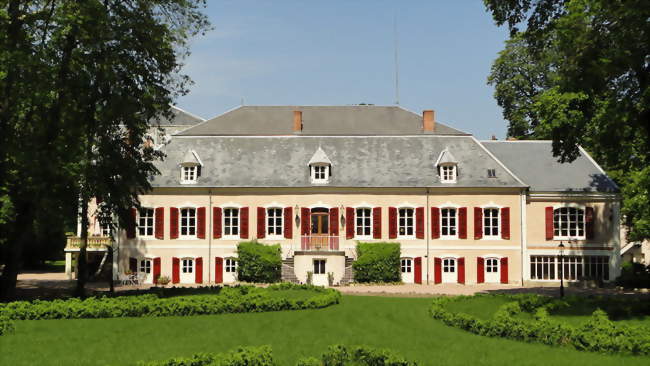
left=139, top=259, right=152, bottom=284
left=485, top=257, right=500, bottom=283
left=313, top=259, right=328, bottom=286
left=401, top=258, right=414, bottom=283
left=310, top=208, right=329, bottom=250
left=442, top=258, right=457, bottom=283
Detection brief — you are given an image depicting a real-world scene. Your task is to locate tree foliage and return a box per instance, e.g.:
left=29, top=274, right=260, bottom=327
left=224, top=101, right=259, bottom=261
left=485, top=0, right=650, bottom=240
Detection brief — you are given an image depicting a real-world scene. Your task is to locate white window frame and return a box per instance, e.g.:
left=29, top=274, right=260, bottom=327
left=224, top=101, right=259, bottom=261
left=440, top=207, right=458, bottom=239
left=553, top=206, right=586, bottom=240
left=483, top=207, right=500, bottom=239
left=181, top=258, right=194, bottom=274
left=310, top=164, right=330, bottom=184
left=313, top=259, right=326, bottom=274
left=100, top=222, right=112, bottom=237
left=179, top=207, right=197, bottom=239
left=397, top=207, right=415, bottom=238
left=485, top=257, right=499, bottom=273
left=223, top=207, right=240, bottom=239
left=400, top=258, right=412, bottom=273
left=138, top=207, right=155, bottom=237
left=530, top=255, right=609, bottom=281
left=225, top=258, right=237, bottom=273
left=266, top=207, right=283, bottom=238
left=180, top=165, right=198, bottom=184
left=139, top=258, right=152, bottom=274
left=439, top=164, right=457, bottom=183
left=355, top=207, right=373, bottom=239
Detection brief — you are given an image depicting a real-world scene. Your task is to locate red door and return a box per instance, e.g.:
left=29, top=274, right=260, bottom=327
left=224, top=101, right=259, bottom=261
left=215, top=257, right=223, bottom=284
left=414, top=257, right=422, bottom=284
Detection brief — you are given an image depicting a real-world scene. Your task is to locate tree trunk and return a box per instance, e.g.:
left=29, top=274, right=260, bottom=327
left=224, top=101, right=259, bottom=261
left=0, top=201, right=33, bottom=301
left=75, top=197, right=89, bottom=298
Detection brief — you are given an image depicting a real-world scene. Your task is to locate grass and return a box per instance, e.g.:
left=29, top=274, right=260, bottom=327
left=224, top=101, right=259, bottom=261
left=1, top=295, right=649, bottom=366
left=549, top=300, right=650, bottom=327
left=443, top=295, right=512, bottom=320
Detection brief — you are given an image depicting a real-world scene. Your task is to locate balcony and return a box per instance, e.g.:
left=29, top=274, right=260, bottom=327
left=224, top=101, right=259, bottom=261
left=65, top=236, right=112, bottom=251
left=300, top=235, right=340, bottom=251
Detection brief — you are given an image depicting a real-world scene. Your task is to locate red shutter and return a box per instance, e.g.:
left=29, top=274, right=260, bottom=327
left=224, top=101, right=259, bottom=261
left=474, top=207, right=483, bottom=240
left=172, top=257, right=180, bottom=284
left=431, top=207, right=440, bottom=239
left=129, top=257, right=138, bottom=273
left=301, top=208, right=311, bottom=236
left=477, top=257, right=484, bottom=283
left=240, top=207, right=249, bottom=239
left=329, top=207, right=339, bottom=236
left=154, top=207, right=165, bottom=240
left=197, top=207, right=206, bottom=239
left=215, top=257, right=223, bottom=283
left=153, top=257, right=161, bottom=284
left=127, top=208, right=137, bottom=238
left=501, top=207, right=510, bottom=240
left=458, top=207, right=467, bottom=239
left=545, top=206, right=554, bottom=240
left=415, top=207, right=425, bottom=239
left=414, top=257, right=422, bottom=284
left=500, top=257, right=508, bottom=284
left=434, top=257, right=442, bottom=284
left=458, top=257, right=465, bottom=284
left=170, top=207, right=179, bottom=239
left=346, top=207, right=355, bottom=239
left=213, top=207, right=222, bottom=239
left=283, top=207, right=293, bottom=239
left=585, top=207, right=595, bottom=240
left=388, top=207, right=397, bottom=239
left=372, top=207, right=382, bottom=239
left=257, top=207, right=266, bottom=239
left=195, top=257, right=203, bottom=284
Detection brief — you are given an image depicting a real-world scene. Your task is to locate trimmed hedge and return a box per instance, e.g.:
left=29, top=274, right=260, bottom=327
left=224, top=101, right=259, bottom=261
left=138, top=344, right=417, bottom=366
left=430, top=294, right=650, bottom=356
left=237, top=241, right=282, bottom=283
left=352, top=242, right=401, bottom=283
left=0, top=284, right=340, bottom=326
left=0, top=315, right=13, bottom=336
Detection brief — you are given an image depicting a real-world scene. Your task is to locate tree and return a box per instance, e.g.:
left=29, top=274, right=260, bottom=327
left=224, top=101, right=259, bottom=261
left=0, top=1, right=210, bottom=300
left=484, top=0, right=650, bottom=241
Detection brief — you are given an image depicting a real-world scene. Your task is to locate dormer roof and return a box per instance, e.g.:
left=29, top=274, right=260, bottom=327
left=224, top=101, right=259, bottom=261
left=181, top=150, right=202, bottom=166
left=435, top=149, right=458, bottom=166
left=308, top=147, right=332, bottom=165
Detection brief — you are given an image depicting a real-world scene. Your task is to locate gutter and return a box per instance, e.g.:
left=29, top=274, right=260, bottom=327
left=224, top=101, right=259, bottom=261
left=426, top=187, right=430, bottom=284
left=208, top=189, right=213, bottom=284
left=520, top=187, right=527, bottom=285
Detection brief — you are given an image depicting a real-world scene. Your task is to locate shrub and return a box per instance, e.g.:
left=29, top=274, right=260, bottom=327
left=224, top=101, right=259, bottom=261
left=311, top=344, right=417, bottom=366
left=616, top=262, right=650, bottom=289
left=352, top=243, right=401, bottom=283
left=0, top=316, right=14, bottom=336
left=137, top=345, right=276, bottom=366
left=0, top=284, right=340, bottom=325
left=237, top=240, right=282, bottom=283
left=429, top=293, right=650, bottom=356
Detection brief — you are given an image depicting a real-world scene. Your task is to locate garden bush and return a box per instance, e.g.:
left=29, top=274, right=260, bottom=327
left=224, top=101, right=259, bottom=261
left=0, top=315, right=14, bottom=336
left=430, top=293, right=650, bottom=356
left=615, top=262, right=650, bottom=289
left=137, top=344, right=417, bottom=366
left=352, top=242, right=400, bottom=283
left=0, top=283, right=340, bottom=324
left=237, top=240, right=282, bottom=283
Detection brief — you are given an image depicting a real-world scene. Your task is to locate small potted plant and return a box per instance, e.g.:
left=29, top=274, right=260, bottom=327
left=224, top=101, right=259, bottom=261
left=157, top=275, right=170, bottom=287
left=306, top=271, right=313, bottom=285
left=327, top=272, right=335, bottom=286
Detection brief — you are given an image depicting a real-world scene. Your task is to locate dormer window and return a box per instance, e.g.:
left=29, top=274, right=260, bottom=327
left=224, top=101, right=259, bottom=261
left=308, top=147, right=332, bottom=185
left=435, top=149, right=458, bottom=184
left=180, top=150, right=202, bottom=185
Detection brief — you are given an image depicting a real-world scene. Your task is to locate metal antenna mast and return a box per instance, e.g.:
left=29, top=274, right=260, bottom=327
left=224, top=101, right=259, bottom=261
left=393, top=12, right=400, bottom=105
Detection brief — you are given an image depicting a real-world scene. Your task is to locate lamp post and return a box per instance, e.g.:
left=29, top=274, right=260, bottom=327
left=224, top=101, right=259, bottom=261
left=558, top=241, right=565, bottom=298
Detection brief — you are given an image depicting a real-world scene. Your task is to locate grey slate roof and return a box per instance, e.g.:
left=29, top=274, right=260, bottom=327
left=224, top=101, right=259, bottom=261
left=436, top=149, right=458, bottom=165
left=152, top=136, right=525, bottom=188
left=176, top=106, right=468, bottom=136
left=181, top=150, right=202, bottom=165
left=153, top=105, right=205, bottom=126
left=481, top=141, right=618, bottom=193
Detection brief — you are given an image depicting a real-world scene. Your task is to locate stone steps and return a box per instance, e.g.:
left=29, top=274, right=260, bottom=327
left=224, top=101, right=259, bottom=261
left=281, top=258, right=299, bottom=284
left=340, top=257, right=354, bottom=285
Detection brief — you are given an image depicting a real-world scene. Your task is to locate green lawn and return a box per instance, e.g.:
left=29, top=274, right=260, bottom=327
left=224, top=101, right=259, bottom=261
left=550, top=300, right=650, bottom=327
left=443, top=295, right=512, bottom=320
left=1, top=295, right=649, bottom=366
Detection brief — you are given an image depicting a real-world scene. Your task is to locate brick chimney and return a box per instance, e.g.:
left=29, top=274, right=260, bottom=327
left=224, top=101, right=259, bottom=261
left=423, top=110, right=435, bottom=133
left=293, top=110, right=302, bottom=133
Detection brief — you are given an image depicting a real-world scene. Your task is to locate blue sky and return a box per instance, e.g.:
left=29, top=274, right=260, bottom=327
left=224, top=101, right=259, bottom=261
left=177, top=1, right=510, bottom=138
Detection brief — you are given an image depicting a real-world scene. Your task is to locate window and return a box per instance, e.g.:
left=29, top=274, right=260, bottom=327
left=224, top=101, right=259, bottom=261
left=485, top=258, right=499, bottom=273
left=530, top=255, right=609, bottom=281
left=182, top=258, right=194, bottom=274
left=139, top=259, right=151, bottom=274
left=440, top=164, right=457, bottom=183
left=401, top=258, right=412, bottom=273
left=223, top=208, right=239, bottom=237
left=138, top=208, right=154, bottom=237
left=180, top=208, right=196, bottom=237
left=181, top=165, right=198, bottom=183
left=553, top=207, right=585, bottom=239
left=483, top=208, right=500, bottom=237
left=100, top=222, right=112, bottom=237
left=443, top=258, right=455, bottom=273
left=441, top=208, right=457, bottom=237
left=355, top=208, right=372, bottom=237
left=313, top=259, right=326, bottom=274
left=225, top=258, right=237, bottom=273
left=311, top=164, right=330, bottom=184
left=267, top=208, right=283, bottom=236
left=487, top=169, right=496, bottom=178
left=398, top=208, right=414, bottom=237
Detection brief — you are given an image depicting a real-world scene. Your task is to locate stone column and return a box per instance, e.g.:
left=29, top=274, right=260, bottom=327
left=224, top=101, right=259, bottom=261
left=65, top=252, right=73, bottom=280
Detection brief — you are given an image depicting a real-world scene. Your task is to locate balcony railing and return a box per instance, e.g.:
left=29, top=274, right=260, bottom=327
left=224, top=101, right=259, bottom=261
left=66, top=236, right=112, bottom=250
left=300, top=235, right=340, bottom=251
